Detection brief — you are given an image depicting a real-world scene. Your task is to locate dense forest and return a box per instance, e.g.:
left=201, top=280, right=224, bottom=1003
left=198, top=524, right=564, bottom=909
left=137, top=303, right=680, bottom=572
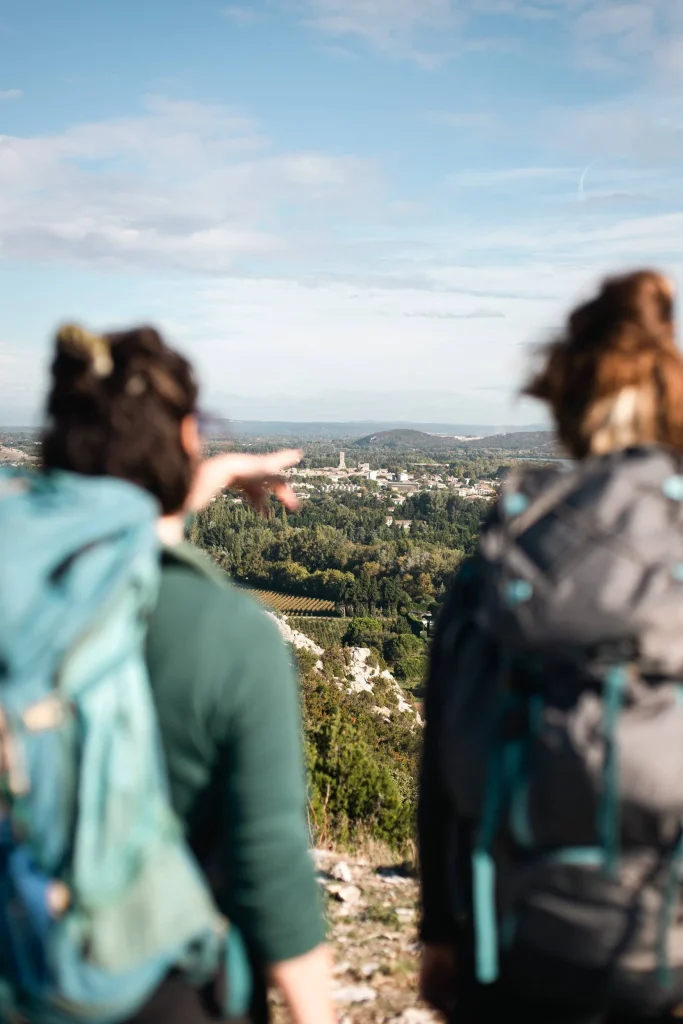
left=190, top=489, right=489, bottom=616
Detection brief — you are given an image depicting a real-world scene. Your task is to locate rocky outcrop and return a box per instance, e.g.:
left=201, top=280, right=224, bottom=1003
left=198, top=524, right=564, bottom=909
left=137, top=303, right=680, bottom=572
left=264, top=612, right=324, bottom=671
left=345, top=647, right=415, bottom=717
left=266, top=613, right=323, bottom=656
left=266, top=614, right=421, bottom=724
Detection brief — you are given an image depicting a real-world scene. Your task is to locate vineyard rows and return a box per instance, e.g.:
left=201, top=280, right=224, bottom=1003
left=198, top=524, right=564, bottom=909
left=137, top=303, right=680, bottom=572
left=288, top=618, right=348, bottom=648
left=239, top=588, right=336, bottom=615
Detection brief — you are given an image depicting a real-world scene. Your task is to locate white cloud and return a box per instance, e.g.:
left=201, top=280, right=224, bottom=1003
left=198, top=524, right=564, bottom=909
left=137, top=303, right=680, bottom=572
left=0, top=89, right=22, bottom=101
left=574, top=3, right=656, bottom=71
left=222, top=5, right=262, bottom=25
left=3, top=59, right=683, bottom=424
left=303, top=0, right=456, bottom=39
left=300, top=0, right=459, bottom=62
left=529, top=0, right=683, bottom=79
left=138, top=210, right=682, bottom=420
left=0, top=345, right=44, bottom=425
left=454, top=211, right=683, bottom=269
left=0, top=96, right=377, bottom=274
left=540, top=99, right=683, bottom=167
left=297, top=0, right=683, bottom=77
left=154, top=274, right=534, bottom=403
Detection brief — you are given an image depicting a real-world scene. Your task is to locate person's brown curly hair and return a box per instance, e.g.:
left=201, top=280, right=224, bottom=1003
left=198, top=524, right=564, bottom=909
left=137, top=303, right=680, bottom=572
left=524, top=270, right=683, bottom=459
left=42, top=324, right=198, bottom=513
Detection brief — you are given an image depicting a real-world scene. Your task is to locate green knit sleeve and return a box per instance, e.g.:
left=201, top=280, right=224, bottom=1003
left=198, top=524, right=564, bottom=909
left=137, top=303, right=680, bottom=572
left=211, top=602, right=326, bottom=964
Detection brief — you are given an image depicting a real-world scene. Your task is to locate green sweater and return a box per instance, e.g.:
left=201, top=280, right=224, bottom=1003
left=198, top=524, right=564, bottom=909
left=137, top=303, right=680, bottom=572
left=145, top=544, right=324, bottom=965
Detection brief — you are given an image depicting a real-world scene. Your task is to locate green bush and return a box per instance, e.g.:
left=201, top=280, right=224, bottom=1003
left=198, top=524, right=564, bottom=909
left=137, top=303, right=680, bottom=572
left=342, top=617, right=385, bottom=648
left=297, top=650, right=418, bottom=851
left=383, top=632, right=424, bottom=665
left=393, top=654, right=428, bottom=682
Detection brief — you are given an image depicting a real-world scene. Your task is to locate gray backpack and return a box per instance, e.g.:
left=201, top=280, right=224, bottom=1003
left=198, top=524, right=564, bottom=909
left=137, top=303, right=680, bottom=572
left=444, top=446, right=683, bottom=1001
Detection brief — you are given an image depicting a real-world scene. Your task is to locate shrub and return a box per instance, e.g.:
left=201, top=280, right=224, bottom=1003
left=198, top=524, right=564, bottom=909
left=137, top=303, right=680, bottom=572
left=393, top=654, right=427, bottom=682
left=383, top=632, right=424, bottom=665
left=297, top=650, right=418, bottom=851
left=342, top=617, right=384, bottom=648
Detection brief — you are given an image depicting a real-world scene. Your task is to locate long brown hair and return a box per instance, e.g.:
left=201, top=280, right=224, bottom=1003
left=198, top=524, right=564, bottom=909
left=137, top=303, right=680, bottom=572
left=524, top=270, right=683, bottom=459
left=43, top=324, right=198, bottom=513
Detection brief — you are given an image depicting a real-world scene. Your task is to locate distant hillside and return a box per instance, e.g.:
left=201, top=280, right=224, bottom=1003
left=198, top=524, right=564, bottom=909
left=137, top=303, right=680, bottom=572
left=0, top=445, right=29, bottom=464
left=464, top=430, right=559, bottom=452
left=231, top=421, right=546, bottom=440
left=351, top=427, right=560, bottom=454
left=352, top=429, right=447, bottom=450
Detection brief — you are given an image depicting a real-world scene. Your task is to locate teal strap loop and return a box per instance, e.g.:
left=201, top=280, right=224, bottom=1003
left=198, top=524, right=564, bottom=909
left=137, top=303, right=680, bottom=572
left=507, top=696, right=543, bottom=850
left=472, top=851, right=498, bottom=983
left=224, top=926, right=253, bottom=1019
left=600, top=665, right=628, bottom=877
left=547, top=846, right=604, bottom=866
left=472, top=697, right=517, bottom=985
left=472, top=751, right=503, bottom=983
left=507, top=740, right=533, bottom=849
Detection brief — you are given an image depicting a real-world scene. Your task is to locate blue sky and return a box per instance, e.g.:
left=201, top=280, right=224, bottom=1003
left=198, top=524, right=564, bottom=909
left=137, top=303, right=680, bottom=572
left=1, top=0, right=683, bottom=425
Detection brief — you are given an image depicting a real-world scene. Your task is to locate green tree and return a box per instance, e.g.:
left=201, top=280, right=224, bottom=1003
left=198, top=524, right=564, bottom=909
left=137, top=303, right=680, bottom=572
left=383, top=632, right=423, bottom=664
left=393, top=654, right=428, bottom=682
left=343, top=617, right=384, bottom=648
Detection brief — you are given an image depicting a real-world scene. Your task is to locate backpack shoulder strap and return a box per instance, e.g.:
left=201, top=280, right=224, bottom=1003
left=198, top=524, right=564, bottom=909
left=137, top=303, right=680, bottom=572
left=499, top=463, right=581, bottom=539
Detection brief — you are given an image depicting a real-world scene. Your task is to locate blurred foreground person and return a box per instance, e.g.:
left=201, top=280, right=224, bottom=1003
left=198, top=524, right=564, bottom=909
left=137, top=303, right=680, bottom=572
left=419, top=271, right=683, bottom=1023
left=0, top=325, right=335, bottom=1024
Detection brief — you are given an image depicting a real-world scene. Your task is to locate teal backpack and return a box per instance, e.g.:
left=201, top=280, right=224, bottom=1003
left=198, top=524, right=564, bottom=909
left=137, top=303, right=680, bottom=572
left=0, top=467, right=250, bottom=1023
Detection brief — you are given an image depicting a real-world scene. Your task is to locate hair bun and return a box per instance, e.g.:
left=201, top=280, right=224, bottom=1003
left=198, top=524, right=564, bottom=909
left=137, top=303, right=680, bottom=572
left=56, top=324, right=114, bottom=379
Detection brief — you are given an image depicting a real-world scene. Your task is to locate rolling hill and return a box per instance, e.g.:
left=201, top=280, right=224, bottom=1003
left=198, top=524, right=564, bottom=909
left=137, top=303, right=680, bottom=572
left=351, top=427, right=559, bottom=454
left=464, top=430, right=559, bottom=452
left=352, top=429, right=451, bottom=450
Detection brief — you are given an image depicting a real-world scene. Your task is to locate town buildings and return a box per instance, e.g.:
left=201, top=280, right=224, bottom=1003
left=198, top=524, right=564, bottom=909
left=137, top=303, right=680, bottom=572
left=285, top=454, right=499, bottom=502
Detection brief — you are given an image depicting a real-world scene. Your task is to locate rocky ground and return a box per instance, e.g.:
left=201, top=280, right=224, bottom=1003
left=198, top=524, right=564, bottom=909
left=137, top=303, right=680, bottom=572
left=266, top=615, right=430, bottom=1020
left=270, top=850, right=438, bottom=1024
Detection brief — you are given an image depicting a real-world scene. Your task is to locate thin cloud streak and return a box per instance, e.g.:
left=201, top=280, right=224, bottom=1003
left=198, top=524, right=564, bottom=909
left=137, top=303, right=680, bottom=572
left=0, top=96, right=378, bottom=274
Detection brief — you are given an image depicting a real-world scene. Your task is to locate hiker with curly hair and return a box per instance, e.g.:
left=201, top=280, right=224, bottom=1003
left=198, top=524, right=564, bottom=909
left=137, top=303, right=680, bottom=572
left=419, top=271, right=683, bottom=1023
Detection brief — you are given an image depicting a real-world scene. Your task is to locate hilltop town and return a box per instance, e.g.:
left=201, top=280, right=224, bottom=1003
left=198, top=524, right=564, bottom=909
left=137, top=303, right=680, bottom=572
left=281, top=452, right=497, bottom=531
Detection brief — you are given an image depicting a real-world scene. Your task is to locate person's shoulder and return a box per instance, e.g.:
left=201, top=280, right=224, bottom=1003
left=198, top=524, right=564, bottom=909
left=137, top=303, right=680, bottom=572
left=158, top=546, right=295, bottom=726
left=159, top=544, right=284, bottom=646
